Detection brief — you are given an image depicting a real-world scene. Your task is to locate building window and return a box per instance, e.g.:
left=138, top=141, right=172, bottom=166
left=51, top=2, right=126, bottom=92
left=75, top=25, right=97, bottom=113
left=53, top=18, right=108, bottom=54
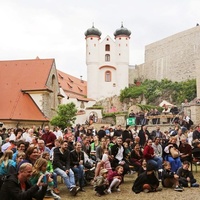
left=51, top=75, right=56, bottom=109
left=105, top=54, right=110, bottom=62
left=105, top=71, right=111, bottom=82
left=105, top=44, right=110, bottom=51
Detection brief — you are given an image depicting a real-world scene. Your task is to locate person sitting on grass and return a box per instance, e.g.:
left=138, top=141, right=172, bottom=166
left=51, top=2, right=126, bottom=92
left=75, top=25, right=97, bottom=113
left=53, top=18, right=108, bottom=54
left=137, top=159, right=147, bottom=176
left=53, top=140, right=79, bottom=196
left=42, top=152, right=60, bottom=195
left=0, top=163, right=47, bottom=200
left=107, top=165, right=124, bottom=193
left=162, top=161, right=183, bottom=192
left=132, top=163, right=161, bottom=193
left=93, top=169, right=109, bottom=197
left=177, top=161, right=199, bottom=187
left=30, top=157, right=61, bottom=200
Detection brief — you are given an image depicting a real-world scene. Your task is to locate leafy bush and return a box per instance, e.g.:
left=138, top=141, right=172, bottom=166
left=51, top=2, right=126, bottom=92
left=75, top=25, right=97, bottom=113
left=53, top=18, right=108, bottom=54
left=120, top=79, right=196, bottom=105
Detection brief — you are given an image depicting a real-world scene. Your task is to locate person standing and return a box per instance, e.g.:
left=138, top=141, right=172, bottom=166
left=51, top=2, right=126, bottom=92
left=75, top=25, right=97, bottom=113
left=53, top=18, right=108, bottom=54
left=138, top=125, right=150, bottom=148
left=97, top=126, right=106, bottom=141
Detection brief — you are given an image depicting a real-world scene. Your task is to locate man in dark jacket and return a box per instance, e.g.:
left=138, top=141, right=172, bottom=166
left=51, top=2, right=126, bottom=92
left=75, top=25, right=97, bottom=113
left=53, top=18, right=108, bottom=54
left=53, top=140, right=79, bottom=195
left=0, top=163, right=47, bottom=200
left=110, top=137, right=130, bottom=174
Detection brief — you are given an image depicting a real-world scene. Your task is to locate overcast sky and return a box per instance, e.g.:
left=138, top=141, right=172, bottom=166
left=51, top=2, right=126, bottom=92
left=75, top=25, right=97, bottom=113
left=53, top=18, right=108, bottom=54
left=0, top=0, right=199, bottom=80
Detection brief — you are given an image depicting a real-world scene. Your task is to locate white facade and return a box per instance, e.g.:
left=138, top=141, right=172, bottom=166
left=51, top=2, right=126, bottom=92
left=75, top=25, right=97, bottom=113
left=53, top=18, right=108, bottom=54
left=85, top=26, right=130, bottom=101
left=29, top=93, right=43, bottom=110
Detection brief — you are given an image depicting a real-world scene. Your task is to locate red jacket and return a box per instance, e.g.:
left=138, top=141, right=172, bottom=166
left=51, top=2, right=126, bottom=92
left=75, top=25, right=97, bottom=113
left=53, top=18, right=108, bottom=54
left=143, top=145, right=154, bottom=160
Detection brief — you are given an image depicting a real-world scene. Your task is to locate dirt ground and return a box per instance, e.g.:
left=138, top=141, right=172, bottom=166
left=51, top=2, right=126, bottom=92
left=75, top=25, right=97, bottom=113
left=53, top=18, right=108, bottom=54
left=56, top=167, right=200, bottom=200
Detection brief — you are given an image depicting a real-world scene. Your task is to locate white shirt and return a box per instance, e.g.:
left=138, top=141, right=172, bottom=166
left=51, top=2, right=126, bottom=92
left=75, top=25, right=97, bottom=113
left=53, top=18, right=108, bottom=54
left=115, top=146, right=124, bottom=162
left=187, top=131, right=193, bottom=146
left=54, top=130, right=63, bottom=139
left=9, top=133, right=16, bottom=141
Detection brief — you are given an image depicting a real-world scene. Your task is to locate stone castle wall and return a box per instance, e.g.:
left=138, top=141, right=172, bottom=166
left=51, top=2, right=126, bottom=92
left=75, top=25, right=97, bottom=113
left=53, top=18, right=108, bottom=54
left=129, top=26, right=200, bottom=83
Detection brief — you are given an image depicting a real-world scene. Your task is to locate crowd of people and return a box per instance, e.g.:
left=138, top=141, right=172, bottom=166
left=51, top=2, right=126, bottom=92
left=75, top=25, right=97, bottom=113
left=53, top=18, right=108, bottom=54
left=128, top=106, right=193, bottom=127
left=0, top=118, right=200, bottom=199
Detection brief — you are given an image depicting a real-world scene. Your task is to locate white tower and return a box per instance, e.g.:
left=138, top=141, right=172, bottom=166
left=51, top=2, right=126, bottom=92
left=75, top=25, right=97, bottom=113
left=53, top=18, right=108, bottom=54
left=85, top=24, right=131, bottom=101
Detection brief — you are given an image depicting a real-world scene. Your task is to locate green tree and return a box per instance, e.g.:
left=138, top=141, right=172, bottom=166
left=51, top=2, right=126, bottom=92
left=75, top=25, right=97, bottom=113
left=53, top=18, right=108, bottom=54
left=50, top=103, right=77, bottom=130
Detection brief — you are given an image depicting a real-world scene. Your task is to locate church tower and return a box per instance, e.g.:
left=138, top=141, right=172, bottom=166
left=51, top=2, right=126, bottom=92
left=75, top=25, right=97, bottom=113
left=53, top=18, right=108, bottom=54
left=85, top=24, right=131, bottom=101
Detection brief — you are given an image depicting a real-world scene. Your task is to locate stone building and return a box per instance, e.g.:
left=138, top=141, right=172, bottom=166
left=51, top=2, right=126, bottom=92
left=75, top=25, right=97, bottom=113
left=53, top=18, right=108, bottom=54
left=0, top=58, right=96, bottom=128
left=129, top=25, right=200, bottom=83
left=0, top=58, right=61, bottom=128
left=85, top=24, right=200, bottom=100
left=85, top=24, right=131, bottom=101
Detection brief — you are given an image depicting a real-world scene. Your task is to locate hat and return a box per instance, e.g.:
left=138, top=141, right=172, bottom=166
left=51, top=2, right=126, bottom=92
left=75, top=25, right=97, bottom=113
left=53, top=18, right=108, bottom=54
left=146, top=163, right=155, bottom=172
left=100, top=169, right=108, bottom=175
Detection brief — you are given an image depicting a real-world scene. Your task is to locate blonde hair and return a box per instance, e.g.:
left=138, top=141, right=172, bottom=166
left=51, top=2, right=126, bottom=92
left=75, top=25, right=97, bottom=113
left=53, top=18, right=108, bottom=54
left=0, top=150, right=13, bottom=168
left=32, top=157, right=48, bottom=177
left=17, top=151, right=25, bottom=159
left=19, top=163, right=32, bottom=172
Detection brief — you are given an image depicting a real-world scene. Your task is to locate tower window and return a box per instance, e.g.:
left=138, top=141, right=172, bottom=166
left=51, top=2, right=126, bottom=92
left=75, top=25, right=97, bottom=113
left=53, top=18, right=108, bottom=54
left=105, top=71, right=111, bottom=82
left=105, top=54, right=110, bottom=62
left=105, top=44, right=110, bottom=51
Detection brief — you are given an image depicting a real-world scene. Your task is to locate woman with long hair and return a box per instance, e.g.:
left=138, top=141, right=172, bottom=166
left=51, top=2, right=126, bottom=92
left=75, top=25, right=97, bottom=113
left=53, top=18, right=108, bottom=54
left=30, top=157, right=61, bottom=200
left=0, top=150, right=16, bottom=175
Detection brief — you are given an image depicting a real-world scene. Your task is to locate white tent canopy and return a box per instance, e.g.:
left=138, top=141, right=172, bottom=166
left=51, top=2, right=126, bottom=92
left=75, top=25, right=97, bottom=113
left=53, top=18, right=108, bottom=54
left=159, top=100, right=175, bottom=107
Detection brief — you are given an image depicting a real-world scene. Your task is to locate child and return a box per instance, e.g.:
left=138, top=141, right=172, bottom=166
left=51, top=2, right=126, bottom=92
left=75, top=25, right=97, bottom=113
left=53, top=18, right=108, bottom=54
left=30, top=157, right=61, bottom=200
left=93, top=168, right=109, bottom=196
left=0, top=150, right=16, bottom=175
left=95, top=149, right=112, bottom=178
left=8, top=151, right=25, bottom=174
left=107, top=166, right=124, bottom=193
left=162, top=161, right=183, bottom=192
left=177, top=161, right=199, bottom=187
left=42, top=152, right=59, bottom=194
left=138, top=159, right=147, bottom=176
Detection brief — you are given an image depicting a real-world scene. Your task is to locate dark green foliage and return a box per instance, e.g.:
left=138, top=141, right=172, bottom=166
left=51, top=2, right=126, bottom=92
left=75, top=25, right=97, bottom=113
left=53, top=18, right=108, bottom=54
left=50, top=103, right=77, bottom=129
left=120, top=86, right=145, bottom=102
left=120, top=79, right=196, bottom=105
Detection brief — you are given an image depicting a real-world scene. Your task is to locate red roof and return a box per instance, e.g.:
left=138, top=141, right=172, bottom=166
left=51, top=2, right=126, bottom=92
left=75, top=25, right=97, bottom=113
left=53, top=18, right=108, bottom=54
left=0, top=58, right=54, bottom=121
left=57, top=70, right=93, bottom=102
